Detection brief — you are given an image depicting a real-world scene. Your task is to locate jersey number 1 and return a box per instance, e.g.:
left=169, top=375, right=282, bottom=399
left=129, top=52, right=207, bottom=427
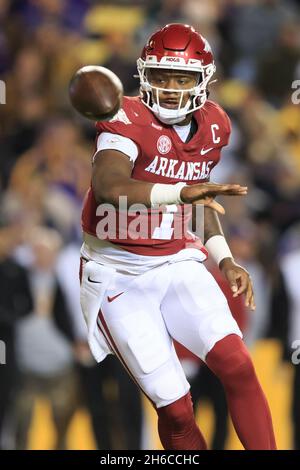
left=151, top=205, right=177, bottom=240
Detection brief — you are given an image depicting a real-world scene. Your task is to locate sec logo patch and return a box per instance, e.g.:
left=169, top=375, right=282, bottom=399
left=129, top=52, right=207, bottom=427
left=157, top=135, right=172, bottom=154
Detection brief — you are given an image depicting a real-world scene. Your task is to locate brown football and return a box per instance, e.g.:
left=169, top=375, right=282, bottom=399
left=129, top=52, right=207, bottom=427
left=69, top=66, right=123, bottom=121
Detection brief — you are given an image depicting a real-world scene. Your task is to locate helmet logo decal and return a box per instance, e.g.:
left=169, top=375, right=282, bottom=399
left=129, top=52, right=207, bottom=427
left=160, top=56, right=186, bottom=65
left=188, top=59, right=202, bottom=66
left=157, top=135, right=172, bottom=154
left=164, top=57, right=181, bottom=62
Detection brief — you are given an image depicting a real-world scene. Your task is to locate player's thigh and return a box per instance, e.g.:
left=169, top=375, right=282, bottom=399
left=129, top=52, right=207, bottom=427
left=161, top=261, right=242, bottom=361
left=99, top=284, right=189, bottom=408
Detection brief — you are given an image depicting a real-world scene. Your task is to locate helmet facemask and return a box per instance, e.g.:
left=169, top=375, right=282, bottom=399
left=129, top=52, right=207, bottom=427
left=137, top=59, right=216, bottom=125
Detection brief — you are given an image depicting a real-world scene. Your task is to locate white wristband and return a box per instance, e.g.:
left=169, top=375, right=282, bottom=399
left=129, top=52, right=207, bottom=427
left=205, top=235, right=233, bottom=266
left=150, top=182, right=187, bottom=207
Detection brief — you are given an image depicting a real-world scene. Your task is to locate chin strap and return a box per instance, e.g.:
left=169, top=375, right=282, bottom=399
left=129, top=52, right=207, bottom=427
left=151, top=99, right=193, bottom=125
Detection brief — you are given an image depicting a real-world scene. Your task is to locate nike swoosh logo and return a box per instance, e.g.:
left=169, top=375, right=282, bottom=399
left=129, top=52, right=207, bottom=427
left=200, top=147, right=214, bottom=156
left=107, top=292, right=124, bottom=303
left=88, top=276, right=102, bottom=284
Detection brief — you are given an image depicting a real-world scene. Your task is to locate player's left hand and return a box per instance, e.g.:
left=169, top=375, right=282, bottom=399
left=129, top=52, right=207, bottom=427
left=219, top=258, right=256, bottom=311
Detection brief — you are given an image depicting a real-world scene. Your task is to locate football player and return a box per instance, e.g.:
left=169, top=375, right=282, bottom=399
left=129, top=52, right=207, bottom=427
left=80, top=24, right=276, bottom=450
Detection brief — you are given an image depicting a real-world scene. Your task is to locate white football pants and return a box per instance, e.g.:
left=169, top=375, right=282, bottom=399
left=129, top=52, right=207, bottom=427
left=82, top=258, right=242, bottom=408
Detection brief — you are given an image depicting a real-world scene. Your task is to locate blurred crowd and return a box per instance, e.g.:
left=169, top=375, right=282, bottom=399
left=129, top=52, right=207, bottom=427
left=0, top=0, right=300, bottom=450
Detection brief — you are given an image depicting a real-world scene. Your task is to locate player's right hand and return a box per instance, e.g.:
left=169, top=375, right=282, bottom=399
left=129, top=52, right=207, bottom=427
left=180, top=182, right=248, bottom=214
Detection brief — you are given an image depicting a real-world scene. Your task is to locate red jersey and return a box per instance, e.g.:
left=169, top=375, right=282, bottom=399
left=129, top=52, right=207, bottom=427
left=82, top=96, right=231, bottom=256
